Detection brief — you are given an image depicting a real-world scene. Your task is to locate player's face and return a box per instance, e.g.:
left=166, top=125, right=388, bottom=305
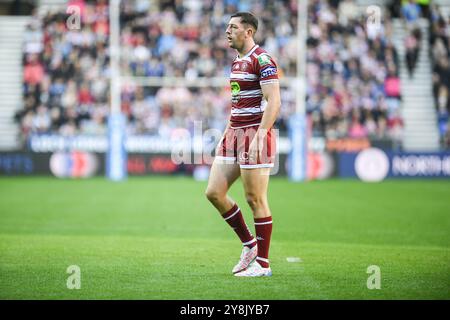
left=226, top=17, right=249, bottom=50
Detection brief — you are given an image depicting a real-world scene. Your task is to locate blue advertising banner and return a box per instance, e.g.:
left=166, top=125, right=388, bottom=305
left=339, top=148, right=450, bottom=180
left=0, top=153, right=35, bottom=174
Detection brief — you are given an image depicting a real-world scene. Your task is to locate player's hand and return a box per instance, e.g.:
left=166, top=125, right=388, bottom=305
left=215, top=135, right=225, bottom=156
left=248, top=130, right=266, bottom=164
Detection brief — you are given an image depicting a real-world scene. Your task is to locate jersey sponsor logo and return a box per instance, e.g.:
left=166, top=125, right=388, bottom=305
left=257, top=54, right=271, bottom=66
left=231, top=81, right=241, bottom=103
left=261, top=66, right=277, bottom=78
left=231, top=81, right=241, bottom=95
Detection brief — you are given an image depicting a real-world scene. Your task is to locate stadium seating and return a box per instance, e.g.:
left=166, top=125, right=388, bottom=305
left=17, top=0, right=404, bottom=145
left=429, top=3, right=450, bottom=148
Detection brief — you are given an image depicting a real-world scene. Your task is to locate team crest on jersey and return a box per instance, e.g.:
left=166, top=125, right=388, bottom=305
left=257, top=54, right=271, bottom=66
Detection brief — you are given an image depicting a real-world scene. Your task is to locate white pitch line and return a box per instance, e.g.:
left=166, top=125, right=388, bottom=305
left=286, top=257, right=302, bottom=263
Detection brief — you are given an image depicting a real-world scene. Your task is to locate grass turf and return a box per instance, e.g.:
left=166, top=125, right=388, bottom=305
left=0, top=176, right=448, bottom=299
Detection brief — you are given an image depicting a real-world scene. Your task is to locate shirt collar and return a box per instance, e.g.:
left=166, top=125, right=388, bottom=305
left=235, top=44, right=259, bottom=61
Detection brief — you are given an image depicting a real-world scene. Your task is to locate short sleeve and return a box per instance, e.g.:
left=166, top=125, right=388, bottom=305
left=256, top=53, right=279, bottom=85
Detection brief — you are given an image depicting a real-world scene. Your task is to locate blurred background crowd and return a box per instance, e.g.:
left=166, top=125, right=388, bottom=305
left=15, top=0, right=450, bottom=148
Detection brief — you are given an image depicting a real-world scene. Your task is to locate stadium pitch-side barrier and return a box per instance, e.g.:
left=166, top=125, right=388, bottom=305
left=0, top=135, right=448, bottom=181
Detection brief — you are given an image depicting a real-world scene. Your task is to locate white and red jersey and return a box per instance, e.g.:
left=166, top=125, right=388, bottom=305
left=229, top=45, right=279, bottom=129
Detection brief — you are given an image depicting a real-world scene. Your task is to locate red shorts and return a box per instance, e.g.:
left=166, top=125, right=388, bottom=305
left=216, top=125, right=276, bottom=168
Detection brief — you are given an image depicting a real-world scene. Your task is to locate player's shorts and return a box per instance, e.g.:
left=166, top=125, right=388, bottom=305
left=215, top=125, right=276, bottom=169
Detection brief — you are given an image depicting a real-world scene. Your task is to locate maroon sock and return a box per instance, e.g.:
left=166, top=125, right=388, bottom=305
left=222, top=204, right=256, bottom=248
left=254, top=216, right=273, bottom=268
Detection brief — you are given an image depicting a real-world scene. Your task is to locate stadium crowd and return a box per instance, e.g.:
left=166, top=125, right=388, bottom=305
left=306, top=0, right=402, bottom=141
left=429, top=4, right=450, bottom=148
left=17, top=0, right=403, bottom=145
left=397, top=0, right=450, bottom=148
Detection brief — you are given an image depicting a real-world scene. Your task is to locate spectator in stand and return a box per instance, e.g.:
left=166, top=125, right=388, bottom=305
left=444, top=120, right=450, bottom=148
left=348, top=110, right=368, bottom=139
left=23, top=54, right=44, bottom=87
left=434, top=57, right=450, bottom=111
left=385, top=67, right=401, bottom=118
left=416, top=0, right=430, bottom=20
left=404, top=28, right=422, bottom=77
left=402, top=0, right=422, bottom=26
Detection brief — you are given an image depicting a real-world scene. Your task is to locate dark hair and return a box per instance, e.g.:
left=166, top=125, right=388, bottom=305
left=230, top=12, right=258, bottom=33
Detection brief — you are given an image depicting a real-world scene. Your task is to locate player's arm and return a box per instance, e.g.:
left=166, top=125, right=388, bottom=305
left=255, top=53, right=281, bottom=137
left=249, top=82, right=281, bottom=160
left=250, top=53, right=281, bottom=160
left=259, top=82, right=281, bottom=131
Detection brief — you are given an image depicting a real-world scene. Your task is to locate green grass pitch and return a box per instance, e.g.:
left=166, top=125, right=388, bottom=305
left=0, top=176, right=449, bottom=299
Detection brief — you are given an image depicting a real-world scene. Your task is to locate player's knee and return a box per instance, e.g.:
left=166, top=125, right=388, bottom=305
left=205, top=188, right=223, bottom=204
left=245, top=193, right=266, bottom=210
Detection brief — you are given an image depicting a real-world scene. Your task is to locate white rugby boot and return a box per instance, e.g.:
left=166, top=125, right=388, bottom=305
left=232, top=244, right=257, bottom=274
left=234, top=260, right=272, bottom=277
